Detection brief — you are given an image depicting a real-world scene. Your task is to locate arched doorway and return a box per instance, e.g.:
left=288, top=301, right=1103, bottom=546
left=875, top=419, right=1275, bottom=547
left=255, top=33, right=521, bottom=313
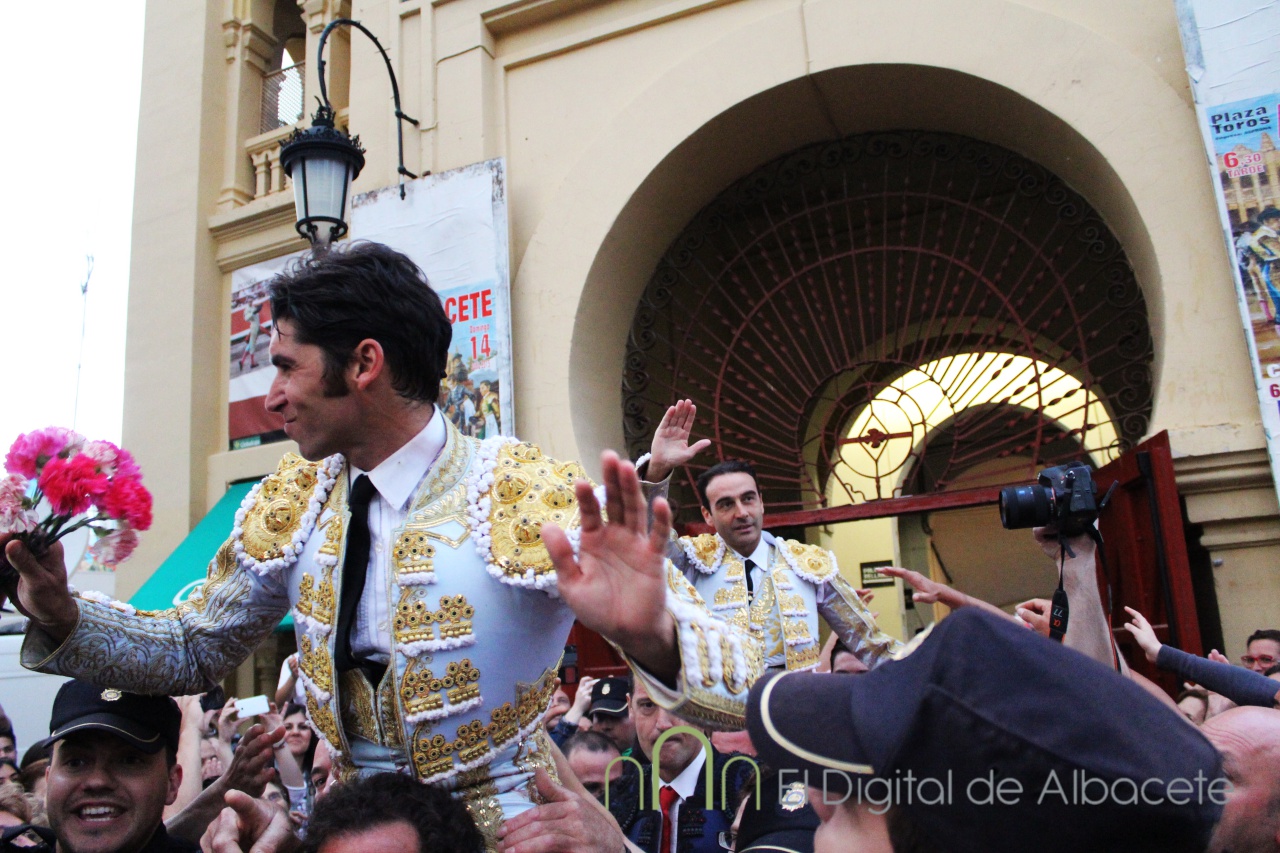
left=622, top=130, right=1157, bottom=634
left=624, top=130, right=1153, bottom=520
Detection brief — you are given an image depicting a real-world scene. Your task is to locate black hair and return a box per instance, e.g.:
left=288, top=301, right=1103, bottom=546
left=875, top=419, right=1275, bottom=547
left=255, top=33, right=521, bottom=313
left=281, top=703, right=317, bottom=772
left=1246, top=629, right=1280, bottom=647
left=269, top=241, right=452, bottom=404
left=1259, top=206, right=1280, bottom=222
left=562, top=731, right=619, bottom=759
left=302, top=771, right=483, bottom=853
left=695, top=459, right=759, bottom=509
left=1264, top=663, right=1280, bottom=678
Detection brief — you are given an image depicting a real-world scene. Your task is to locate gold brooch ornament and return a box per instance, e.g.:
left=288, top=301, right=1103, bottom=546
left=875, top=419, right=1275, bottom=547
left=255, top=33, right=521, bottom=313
left=466, top=438, right=585, bottom=592
left=234, top=454, right=343, bottom=577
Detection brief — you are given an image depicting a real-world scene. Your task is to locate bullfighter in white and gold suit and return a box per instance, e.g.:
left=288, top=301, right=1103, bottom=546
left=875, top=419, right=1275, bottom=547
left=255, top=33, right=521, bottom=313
left=631, top=408, right=901, bottom=720
left=5, top=245, right=763, bottom=850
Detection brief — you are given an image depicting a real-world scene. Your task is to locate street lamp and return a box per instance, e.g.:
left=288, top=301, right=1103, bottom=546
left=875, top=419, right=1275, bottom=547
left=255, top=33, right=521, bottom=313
left=280, top=19, right=420, bottom=246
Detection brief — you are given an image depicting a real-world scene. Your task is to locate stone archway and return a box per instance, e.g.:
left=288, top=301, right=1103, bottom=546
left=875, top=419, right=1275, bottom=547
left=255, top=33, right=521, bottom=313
left=622, top=131, right=1154, bottom=524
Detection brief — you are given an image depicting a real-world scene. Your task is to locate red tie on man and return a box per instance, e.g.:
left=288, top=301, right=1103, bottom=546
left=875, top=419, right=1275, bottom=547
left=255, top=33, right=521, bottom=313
left=659, top=784, right=680, bottom=853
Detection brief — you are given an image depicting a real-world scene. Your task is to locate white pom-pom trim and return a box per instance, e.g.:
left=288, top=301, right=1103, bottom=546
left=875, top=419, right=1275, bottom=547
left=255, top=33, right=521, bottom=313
left=680, top=537, right=723, bottom=576
left=232, top=455, right=343, bottom=578
left=463, top=436, right=560, bottom=597
left=76, top=589, right=137, bottom=616
left=397, top=635, right=475, bottom=657
left=402, top=695, right=483, bottom=726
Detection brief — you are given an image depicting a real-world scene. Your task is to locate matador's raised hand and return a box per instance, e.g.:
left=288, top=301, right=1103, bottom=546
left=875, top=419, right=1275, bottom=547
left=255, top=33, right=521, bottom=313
left=545, top=452, right=679, bottom=681
left=645, top=400, right=710, bottom=483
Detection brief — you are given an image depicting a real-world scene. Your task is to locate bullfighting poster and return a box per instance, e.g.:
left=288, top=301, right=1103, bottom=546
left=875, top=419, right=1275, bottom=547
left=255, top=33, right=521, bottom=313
left=1179, top=0, right=1280, bottom=497
left=227, top=159, right=512, bottom=448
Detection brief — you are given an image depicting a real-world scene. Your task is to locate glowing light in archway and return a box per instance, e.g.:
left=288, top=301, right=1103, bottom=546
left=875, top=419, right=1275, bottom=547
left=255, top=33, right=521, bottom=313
left=832, top=353, right=1117, bottom=504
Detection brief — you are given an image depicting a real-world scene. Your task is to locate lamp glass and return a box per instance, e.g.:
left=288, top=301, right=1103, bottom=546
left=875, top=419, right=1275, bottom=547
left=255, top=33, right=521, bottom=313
left=292, top=154, right=353, bottom=227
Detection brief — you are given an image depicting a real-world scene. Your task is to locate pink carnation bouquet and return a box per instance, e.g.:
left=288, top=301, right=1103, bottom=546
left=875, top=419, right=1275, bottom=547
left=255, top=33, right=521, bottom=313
left=0, top=426, right=153, bottom=571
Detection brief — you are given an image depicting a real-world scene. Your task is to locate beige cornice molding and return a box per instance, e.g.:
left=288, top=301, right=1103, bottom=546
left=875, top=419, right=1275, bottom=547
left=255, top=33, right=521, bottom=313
left=209, top=195, right=307, bottom=272
left=1175, top=448, right=1280, bottom=550
left=1174, top=448, right=1275, bottom=496
left=299, top=0, right=352, bottom=33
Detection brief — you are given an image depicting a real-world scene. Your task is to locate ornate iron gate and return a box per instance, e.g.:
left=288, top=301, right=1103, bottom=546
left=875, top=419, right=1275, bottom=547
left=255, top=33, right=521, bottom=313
left=623, top=131, right=1154, bottom=525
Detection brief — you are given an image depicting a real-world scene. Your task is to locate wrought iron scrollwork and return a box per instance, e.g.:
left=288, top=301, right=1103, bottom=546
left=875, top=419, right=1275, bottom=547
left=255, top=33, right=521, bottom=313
left=623, top=131, right=1155, bottom=522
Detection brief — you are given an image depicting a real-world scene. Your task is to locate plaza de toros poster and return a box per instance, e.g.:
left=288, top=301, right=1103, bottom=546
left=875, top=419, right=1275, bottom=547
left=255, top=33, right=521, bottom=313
left=227, top=158, right=513, bottom=449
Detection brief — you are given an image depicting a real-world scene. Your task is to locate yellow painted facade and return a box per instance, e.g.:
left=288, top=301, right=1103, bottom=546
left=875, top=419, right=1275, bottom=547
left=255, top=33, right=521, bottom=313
left=124, top=0, right=1278, bottom=660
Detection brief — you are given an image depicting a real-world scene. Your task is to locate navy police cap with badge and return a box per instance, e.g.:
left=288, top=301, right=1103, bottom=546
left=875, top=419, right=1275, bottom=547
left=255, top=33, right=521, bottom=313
left=588, top=676, right=630, bottom=717
left=746, top=608, right=1225, bottom=853
left=44, top=680, right=181, bottom=754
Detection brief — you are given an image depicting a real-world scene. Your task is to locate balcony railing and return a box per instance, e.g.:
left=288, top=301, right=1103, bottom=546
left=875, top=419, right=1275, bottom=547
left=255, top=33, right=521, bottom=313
left=245, top=106, right=349, bottom=203
left=260, top=62, right=305, bottom=135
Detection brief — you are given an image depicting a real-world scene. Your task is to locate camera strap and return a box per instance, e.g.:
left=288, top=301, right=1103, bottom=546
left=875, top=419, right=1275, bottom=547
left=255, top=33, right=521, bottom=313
left=1050, top=547, right=1069, bottom=643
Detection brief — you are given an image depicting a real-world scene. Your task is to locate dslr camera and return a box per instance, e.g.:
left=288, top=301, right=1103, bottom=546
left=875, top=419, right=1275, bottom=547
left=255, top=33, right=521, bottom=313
left=998, top=462, right=1098, bottom=537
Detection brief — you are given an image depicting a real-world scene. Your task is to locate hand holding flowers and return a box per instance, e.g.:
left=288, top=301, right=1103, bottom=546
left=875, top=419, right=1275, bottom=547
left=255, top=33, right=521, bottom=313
left=0, top=427, right=153, bottom=641
left=1, top=426, right=152, bottom=565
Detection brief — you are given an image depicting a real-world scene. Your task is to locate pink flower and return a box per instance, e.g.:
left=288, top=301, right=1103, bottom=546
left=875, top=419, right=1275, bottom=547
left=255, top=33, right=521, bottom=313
left=0, top=474, right=26, bottom=509
left=0, top=504, right=38, bottom=535
left=114, top=448, right=141, bottom=480
left=5, top=427, right=85, bottom=478
left=89, top=526, right=139, bottom=567
left=97, top=476, right=153, bottom=531
left=0, top=475, right=37, bottom=534
left=80, top=440, right=123, bottom=477
left=38, top=455, right=109, bottom=516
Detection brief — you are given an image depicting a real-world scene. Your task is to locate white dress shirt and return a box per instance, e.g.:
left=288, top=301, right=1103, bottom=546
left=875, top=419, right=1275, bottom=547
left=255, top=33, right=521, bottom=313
left=349, top=411, right=447, bottom=663
left=736, top=538, right=771, bottom=597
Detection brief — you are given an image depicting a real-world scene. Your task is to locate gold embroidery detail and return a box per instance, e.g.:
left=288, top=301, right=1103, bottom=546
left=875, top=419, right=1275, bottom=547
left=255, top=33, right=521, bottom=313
left=446, top=659, right=482, bottom=705
left=786, top=643, right=821, bottom=670
left=784, top=620, right=813, bottom=643
left=394, top=589, right=436, bottom=646
left=339, top=669, right=379, bottom=743
left=394, top=592, right=476, bottom=647
left=317, top=513, right=344, bottom=558
left=305, top=693, right=342, bottom=751
left=393, top=530, right=435, bottom=571
left=436, top=594, right=475, bottom=640
left=515, top=666, right=559, bottom=731
left=778, top=592, right=806, bottom=614
left=411, top=714, right=501, bottom=779
left=684, top=533, right=721, bottom=569
left=299, top=636, right=334, bottom=696
left=750, top=575, right=775, bottom=629
left=714, top=586, right=748, bottom=608
left=377, top=667, right=404, bottom=750
left=461, top=781, right=503, bottom=853
left=401, top=660, right=445, bottom=718
left=487, top=444, right=586, bottom=579
left=721, top=635, right=744, bottom=695
left=786, top=541, right=837, bottom=581
left=314, top=567, right=336, bottom=626
left=401, top=658, right=481, bottom=717
left=240, top=454, right=323, bottom=562
left=692, top=623, right=715, bottom=688
left=295, top=575, right=316, bottom=621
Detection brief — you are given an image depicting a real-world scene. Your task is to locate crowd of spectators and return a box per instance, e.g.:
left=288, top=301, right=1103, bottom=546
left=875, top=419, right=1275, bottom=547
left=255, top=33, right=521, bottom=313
left=0, top=535, right=1276, bottom=852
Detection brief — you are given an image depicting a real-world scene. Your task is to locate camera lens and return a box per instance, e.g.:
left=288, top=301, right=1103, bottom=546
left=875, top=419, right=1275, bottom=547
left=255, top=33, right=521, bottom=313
left=999, top=484, right=1053, bottom=530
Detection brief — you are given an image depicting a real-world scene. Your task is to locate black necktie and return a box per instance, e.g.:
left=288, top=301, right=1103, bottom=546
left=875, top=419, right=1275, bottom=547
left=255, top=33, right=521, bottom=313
left=335, top=474, right=376, bottom=673
left=744, top=558, right=757, bottom=599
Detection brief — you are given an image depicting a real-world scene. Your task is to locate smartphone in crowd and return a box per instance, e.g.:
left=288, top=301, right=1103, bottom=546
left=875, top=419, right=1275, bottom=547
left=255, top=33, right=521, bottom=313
left=235, top=694, right=270, bottom=718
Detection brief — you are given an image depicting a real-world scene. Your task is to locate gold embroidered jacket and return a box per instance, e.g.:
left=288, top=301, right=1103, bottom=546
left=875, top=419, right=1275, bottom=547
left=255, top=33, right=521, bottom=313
left=22, top=422, right=583, bottom=804
left=631, top=531, right=901, bottom=730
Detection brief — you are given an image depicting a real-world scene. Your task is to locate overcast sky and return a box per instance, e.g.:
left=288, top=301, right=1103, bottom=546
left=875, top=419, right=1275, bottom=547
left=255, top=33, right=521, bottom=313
left=0, top=3, right=144, bottom=447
